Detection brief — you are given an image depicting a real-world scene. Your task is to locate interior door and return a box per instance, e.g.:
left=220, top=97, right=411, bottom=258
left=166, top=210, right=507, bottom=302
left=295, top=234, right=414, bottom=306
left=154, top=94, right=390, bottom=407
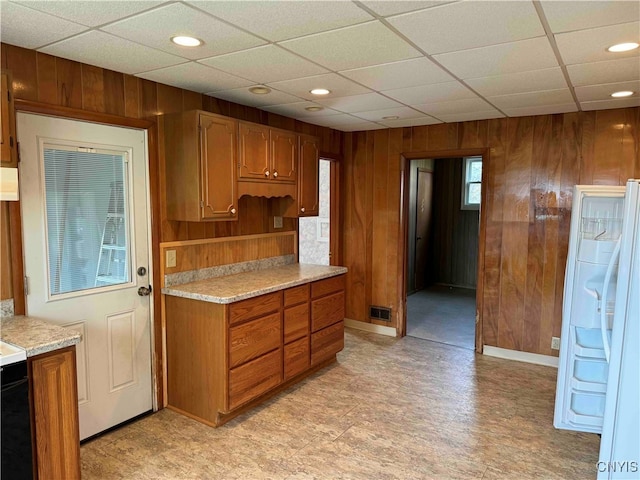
left=17, top=112, right=153, bottom=440
left=415, top=168, right=433, bottom=291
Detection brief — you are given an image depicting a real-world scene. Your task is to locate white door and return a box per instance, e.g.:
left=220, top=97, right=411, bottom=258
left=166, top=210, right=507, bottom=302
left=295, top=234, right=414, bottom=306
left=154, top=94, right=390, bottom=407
left=17, top=113, right=153, bottom=440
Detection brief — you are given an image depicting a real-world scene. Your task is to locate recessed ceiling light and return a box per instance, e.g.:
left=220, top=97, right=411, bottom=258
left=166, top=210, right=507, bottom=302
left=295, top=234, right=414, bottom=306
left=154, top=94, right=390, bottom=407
left=305, top=106, right=324, bottom=112
left=171, top=36, right=202, bottom=47
left=611, top=91, right=634, bottom=98
left=607, top=42, right=639, bottom=53
left=249, top=86, right=271, bottom=95
left=310, top=88, right=331, bottom=95
left=382, top=115, right=400, bottom=120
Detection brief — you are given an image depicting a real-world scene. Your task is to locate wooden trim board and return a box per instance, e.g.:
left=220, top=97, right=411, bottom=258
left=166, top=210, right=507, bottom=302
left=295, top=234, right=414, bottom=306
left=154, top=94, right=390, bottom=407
left=483, top=345, right=559, bottom=368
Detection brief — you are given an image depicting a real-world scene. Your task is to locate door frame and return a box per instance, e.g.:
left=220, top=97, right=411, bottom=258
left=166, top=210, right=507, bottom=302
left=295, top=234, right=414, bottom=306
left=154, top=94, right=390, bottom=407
left=12, top=99, right=163, bottom=408
left=399, top=148, right=490, bottom=353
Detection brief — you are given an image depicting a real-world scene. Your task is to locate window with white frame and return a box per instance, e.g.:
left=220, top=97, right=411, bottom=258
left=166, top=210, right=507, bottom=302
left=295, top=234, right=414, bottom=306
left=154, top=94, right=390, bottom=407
left=462, top=156, right=482, bottom=210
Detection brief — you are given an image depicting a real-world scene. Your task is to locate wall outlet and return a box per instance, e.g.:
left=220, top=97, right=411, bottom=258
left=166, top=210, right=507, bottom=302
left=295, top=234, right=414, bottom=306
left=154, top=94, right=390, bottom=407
left=273, top=216, right=283, bottom=229
left=166, top=249, right=177, bottom=268
left=551, top=337, right=561, bottom=350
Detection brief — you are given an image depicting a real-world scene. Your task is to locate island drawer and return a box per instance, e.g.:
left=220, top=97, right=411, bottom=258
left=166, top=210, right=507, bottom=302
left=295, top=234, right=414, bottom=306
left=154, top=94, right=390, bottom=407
left=311, top=321, right=344, bottom=366
left=311, top=275, right=345, bottom=299
left=284, top=303, right=309, bottom=343
left=229, top=312, right=281, bottom=368
left=311, top=291, right=345, bottom=333
left=284, top=284, right=309, bottom=307
left=284, top=337, right=309, bottom=380
left=229, top=291, right=281, bottom=325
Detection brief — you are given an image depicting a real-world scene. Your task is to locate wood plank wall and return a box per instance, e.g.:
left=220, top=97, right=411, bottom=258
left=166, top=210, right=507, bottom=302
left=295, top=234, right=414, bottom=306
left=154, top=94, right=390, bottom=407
left=0, top=202, right=12, bottom=300
left=428, top=158, right=479, bottom=288
left=343, top=109, right=639, bottom=356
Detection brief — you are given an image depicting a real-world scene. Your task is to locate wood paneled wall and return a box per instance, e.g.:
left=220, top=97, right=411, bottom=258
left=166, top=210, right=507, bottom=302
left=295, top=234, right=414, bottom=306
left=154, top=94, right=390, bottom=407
left=0, top=202, right=12, bottom=300
left=428, top=158, right=479, bottom=288
left=343, top=109, right=640, bottom=356
left=160, top=231, right=296, bottom=286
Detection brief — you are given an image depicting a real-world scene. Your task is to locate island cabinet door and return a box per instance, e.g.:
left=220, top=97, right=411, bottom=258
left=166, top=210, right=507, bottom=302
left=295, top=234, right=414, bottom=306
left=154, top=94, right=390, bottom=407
left=30, top=347, right=81, bottom=480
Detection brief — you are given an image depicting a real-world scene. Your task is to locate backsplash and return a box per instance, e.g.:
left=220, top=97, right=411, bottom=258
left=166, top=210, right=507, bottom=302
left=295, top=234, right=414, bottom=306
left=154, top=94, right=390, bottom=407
left=1, top=298, right=14, bottom=318
left=165, top=254, right=295, bottom=287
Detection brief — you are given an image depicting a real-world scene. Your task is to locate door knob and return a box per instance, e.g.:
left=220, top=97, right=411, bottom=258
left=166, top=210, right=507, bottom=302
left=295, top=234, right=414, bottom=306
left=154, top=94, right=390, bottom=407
left=137, top=285, right=152, bottom=296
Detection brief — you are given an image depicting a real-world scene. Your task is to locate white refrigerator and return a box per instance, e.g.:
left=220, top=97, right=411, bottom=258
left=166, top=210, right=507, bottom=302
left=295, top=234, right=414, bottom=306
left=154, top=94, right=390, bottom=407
left=554, top=180, right=640, bottom=479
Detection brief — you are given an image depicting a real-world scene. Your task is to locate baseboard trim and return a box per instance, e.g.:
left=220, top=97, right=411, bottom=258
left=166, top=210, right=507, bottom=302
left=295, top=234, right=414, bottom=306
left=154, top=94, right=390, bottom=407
left=345, top=318, right=397, bottom=337
left=483, top=345, right=558, bottom=368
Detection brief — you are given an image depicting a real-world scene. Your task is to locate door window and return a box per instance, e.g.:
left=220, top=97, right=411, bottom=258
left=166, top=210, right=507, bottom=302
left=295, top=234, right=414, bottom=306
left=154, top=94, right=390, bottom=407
left=43, top=144, right=131, bottom=298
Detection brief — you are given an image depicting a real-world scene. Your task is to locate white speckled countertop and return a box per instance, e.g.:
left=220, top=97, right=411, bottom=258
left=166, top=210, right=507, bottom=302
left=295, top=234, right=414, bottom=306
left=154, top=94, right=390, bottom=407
left=162, top=263, right=347, bottom=304
left=1, top=316, right=82, bottom=357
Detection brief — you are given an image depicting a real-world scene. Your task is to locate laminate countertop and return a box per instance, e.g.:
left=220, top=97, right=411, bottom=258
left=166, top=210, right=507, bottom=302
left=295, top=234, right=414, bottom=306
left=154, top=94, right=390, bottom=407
left=1, top=316, right=82, bottom=357
left=162, top=263, right=348, bottom=304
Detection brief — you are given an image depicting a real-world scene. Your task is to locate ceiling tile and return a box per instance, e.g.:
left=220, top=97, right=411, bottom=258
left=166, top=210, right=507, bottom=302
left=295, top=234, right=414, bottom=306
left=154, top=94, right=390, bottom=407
left=502, top=104, right=578, bottom=118
left=555, top=21, right=640, bottom=65
left=102, top=3, right=265, bottom=61
left=575, top=81, right=640, bottom=102
left=189, top=0, right=373, bottom=42
left=434, top=37, right=559, bottom=79
left=40, top=30, right=184, bottom=75
left=436, top=111, right=505, bottom=123
left=340, top=57, right=454, bottom=91
left=488, top=89, right=575, bottom=109
left=359, top=1, right=456, bottom=17
left=297, top=113, right=371, bottom=127
left=261, top=102, right=342, bottom=118
left=383, top=81, right=477, bottom=105
left=340, top=123, right=388, bottom=132
left=206, top=86, right=303, bottom=108
left=413, top=98, right=498, bottom=116
left=13, top=1, right=162, bottom=27
left=137, top=62, right=253, bottom=94
left=567, top=58, right=640, bottom=87
left=1, top=2, right=88, bottom=49
left=387, top=1, right=544, bottom=55
left=353, top=106, right=426, bottom=122
left=379, top=116, right=442, bottom=128
left=279, top=21, right=421, bottom=71
left=540, top=1, right=640, bottom=33
left=199, top=45, right=328, bottom=84
left=580, top=97, right=640, bottom=111
left=315, top=93, right=401, bottom=113
left=466, top=68, right=567, bottom=97
left=267, top=73, right=371, bottom=100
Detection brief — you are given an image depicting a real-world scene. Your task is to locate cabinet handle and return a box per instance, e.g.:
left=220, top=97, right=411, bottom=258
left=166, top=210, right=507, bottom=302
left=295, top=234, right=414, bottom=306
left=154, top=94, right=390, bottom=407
left=300, top=207, right=305, bottom=213
left=230, top=207, right=237, bottom=214
left=265, top=170, right=270, bottom=177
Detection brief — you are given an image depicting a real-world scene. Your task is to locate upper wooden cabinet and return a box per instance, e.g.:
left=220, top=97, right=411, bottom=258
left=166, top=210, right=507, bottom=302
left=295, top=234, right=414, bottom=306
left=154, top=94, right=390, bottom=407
left=1, top=72, right=17, bottom=167
left=162, top=111, right=238, bottom=222
left=297, top=134, right=320, bottom=217
left=238, top=122, right=296, bottom=184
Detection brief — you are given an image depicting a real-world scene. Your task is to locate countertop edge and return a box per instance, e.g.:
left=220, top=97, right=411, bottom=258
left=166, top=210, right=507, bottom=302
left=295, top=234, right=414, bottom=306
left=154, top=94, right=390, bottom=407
left=162, top=266, right=348, bottom=304
left=1, top=316, right=82, bottom=358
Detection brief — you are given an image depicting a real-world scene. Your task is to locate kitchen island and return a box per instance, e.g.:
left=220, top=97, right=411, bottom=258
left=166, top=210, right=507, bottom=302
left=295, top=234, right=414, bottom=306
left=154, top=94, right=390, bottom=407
left=162, top=263, right=347, bottom=427
left=1, top=316, right=81, bottom=479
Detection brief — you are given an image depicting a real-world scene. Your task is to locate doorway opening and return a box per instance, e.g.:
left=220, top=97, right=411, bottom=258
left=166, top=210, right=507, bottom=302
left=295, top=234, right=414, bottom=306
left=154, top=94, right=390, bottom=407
left=299, top=158, right=337, bottom=265
left=405, top=156, right=481, bottom=350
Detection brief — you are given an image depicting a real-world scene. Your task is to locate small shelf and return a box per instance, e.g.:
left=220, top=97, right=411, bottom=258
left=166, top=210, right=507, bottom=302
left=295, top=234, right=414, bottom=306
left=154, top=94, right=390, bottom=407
left=574, top=327, right=607, bottom=359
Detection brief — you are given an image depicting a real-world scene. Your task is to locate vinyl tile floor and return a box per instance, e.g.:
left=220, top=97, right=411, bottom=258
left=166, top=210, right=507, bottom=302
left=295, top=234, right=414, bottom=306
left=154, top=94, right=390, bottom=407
left=81, top=329, right=599, bottom=479
left=407, top=286, right=476, bottom=350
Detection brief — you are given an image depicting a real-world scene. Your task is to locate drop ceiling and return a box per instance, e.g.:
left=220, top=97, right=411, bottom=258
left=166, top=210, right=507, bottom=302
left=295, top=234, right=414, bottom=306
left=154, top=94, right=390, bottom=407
left=1, top=0, right=639, bottom=131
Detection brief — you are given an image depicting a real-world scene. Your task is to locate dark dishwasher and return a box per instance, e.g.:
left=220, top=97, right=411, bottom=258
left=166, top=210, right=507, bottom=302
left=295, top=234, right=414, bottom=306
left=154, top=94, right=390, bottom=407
left=1, top=360, right=33, bottom=479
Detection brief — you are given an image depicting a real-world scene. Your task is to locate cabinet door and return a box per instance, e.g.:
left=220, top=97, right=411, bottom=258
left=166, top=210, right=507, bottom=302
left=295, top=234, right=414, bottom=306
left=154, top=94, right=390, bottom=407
left=270, top=129, right=296, bottom=184
left=298, top=134, right=319, bottom=216
left=238, top=122, right=270, bottom=181
left=200, top=114, right=238, bottom=220
left=30, top=348, right=81, bottom=480
left=1, top=72, right=17, bottom=166
left=228, top=348, right=282, bottom=410
left=284, top=337, right=309, bottom=380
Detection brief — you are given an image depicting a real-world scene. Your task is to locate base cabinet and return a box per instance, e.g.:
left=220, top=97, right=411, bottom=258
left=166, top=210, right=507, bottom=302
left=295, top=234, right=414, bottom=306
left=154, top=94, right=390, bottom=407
left=29, top=347, right=81, bottom=480
left=165, top=274, right=345, bottom=426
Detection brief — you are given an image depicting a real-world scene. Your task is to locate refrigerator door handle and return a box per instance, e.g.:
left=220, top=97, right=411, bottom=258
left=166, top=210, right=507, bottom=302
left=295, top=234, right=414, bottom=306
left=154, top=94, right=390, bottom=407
left=601, top=237, right=621, bottom=363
